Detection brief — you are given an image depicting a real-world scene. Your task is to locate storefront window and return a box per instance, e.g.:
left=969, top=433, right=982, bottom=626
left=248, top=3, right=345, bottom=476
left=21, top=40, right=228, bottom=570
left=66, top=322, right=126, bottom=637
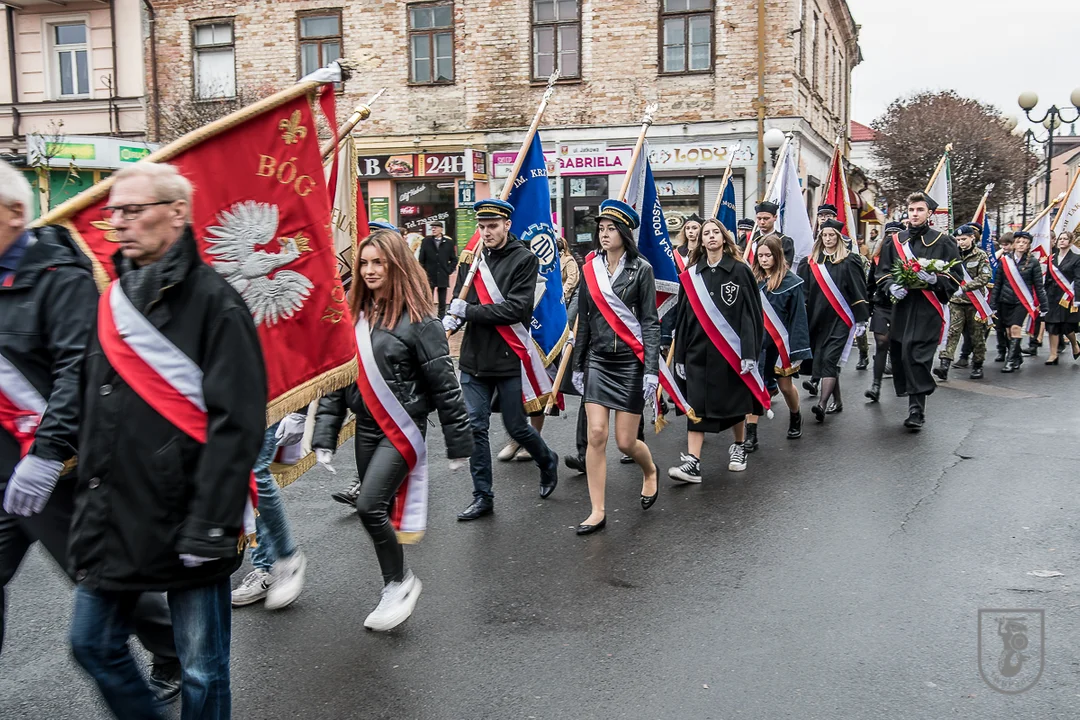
left=655, top=177, right=702, bottom=235
left=396, top=180, right=455, bottom=253
left=564, top=176, right=607, bottom=262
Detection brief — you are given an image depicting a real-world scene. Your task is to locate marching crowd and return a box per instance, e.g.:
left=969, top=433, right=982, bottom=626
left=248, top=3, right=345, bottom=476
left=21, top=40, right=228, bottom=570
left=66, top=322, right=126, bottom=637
left=1, top=152, right=1077, bottom=720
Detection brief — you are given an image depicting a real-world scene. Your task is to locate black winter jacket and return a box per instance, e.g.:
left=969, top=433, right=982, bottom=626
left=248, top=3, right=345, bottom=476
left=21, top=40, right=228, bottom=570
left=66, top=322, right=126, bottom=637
left=0, top=226, right=97, bottom=490
left=991, top=252, right=1049, bottom=311
left=70, top=230, right=267, bottom=592
left=574, top=253, right=660, bottom=377
left=418, top=234, right=457, bottom=288
left=453, top=235, right=539, bottom=378
left=312, top=313, right=473, bottom=459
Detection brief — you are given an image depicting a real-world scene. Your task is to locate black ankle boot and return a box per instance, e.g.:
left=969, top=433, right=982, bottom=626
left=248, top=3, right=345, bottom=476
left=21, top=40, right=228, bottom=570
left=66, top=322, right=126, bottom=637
left=856, top=350, right=869, bottom=370
left=994, top=345, right=1006, bottom=362
left=969, top=362, right=983, bottom=379
left=932, top=357, right=951, bottom=381
left=743, top=422, right=759, bottom=452
left=1003, top=339, right=1022, bottom=372
left=865, top=381, right=881, bottom=402
left=787, top=410, right=802, bottom=438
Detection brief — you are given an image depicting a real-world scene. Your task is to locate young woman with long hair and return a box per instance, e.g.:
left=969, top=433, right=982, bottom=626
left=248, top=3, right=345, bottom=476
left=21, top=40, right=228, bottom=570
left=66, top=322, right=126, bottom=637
left=744, top=234, right=812, bottom=450
left=668, top=218, right=764, bottom=482
left=1042, top=230, right=1079, bottom=364
left=571, top=200, right=660, bottom=535
left=312, top=229, right=473, bottom=631
left=798, top=219, right=869, bottom=423
left=992, top=230, right=1049, bottom=372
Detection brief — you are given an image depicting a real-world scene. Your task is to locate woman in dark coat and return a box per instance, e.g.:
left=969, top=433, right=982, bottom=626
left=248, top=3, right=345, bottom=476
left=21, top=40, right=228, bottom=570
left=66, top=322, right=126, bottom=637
left=864, top=221, right=902, bottom=401
left=799, top=218, right=869, bottom=422
left=745, top=233, right=812, bottom=450
left=991, top=230, right=1049, bottom=372
left=1043, top=230, right=1080, bottom=363
left=313, top=229, right=473, bottom=632
left=571, top=199, right=661, bottom=535
left=669, top=218, right=764, bottom=483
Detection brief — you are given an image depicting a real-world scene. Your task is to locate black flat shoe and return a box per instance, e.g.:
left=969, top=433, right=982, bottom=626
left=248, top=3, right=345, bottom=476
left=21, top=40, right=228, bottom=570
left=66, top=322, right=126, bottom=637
left=457, top=499, right=493, bottom=521
left=826, top=402, right=843, bottom=415
left=640, top=466, right=659, bottom=510
left=803, top=379, right=819, bottom=396
left=903, top=411, right=925, bottom=430
left=811, top=405, right=825, bottom=423
left=576, top=517, right=606, bottom=535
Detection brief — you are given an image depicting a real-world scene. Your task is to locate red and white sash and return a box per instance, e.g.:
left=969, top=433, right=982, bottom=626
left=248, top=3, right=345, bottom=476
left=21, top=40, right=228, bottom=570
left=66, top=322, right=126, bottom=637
left=1048, top=258, right=1076, bottom=307
left=759, top=288, right=793, bottom=372
left=471, top=253, right=552, bottom=411
left=743, top=241, right=757, bottom=267
left=1001, top=255, right=1039, bottom=334
left=97, top=282, right=258, bottom=544
left=680, top=265, right=771, bottom=410
left=354, top=314, right=427, bottom=543
left=582, top=253, right=695, bottom=419
left=892, top=236, right=949, bottom=343
left=0, top=351, right=46, bottom=458
left=959, top=265, right=994, bottom=322
left=673, top=248, right=687, bottom=273
left=808, top=259, right=857, bottom=365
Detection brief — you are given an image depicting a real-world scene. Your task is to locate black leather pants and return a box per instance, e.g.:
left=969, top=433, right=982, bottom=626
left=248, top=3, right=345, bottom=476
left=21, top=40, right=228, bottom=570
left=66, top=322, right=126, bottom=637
left=353, top=415, right=423, bottom=585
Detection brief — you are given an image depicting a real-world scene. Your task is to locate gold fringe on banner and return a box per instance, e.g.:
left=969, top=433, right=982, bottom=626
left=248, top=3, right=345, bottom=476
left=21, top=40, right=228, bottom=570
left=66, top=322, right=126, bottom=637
left=61, top=221, right=111, bottom=291
left=272, top=416, right=356, bottom=488
left=266, top=358, right=358, bottom=426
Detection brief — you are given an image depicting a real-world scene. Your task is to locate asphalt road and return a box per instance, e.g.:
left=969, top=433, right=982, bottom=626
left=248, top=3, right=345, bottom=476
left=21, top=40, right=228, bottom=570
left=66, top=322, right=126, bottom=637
left=2, top=358, right=1079, bottom=719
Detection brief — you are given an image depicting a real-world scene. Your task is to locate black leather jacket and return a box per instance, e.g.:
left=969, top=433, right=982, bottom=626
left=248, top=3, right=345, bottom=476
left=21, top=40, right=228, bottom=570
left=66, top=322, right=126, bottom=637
left=312, top=313, right=473, bottom=459
left=575, top=253, right=660, bottom=376
left=992, top=252, right=1049, bottom=311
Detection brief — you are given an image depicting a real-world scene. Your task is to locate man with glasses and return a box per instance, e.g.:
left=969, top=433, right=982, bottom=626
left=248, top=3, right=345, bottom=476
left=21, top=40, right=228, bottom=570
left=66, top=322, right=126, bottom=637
left=67, top=162, right=266, bottom=718
left=0, top=161, right=183, bottom=703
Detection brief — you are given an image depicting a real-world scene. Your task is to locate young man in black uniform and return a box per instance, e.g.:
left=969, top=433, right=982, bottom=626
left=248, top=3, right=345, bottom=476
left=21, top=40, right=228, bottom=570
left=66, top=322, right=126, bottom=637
left=445, top=199, right=559, bottom=520
left=753, top=201, right=795, bottom=268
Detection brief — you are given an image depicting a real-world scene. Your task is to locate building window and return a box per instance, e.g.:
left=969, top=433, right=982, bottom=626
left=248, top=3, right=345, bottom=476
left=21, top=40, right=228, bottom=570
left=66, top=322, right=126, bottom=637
left=660, top=0, right=713, bottom=75
left=298, top=11, right=342, bottom=86
left=50, top=22, right=90, bottom=98
left=408, top=2, right=454, bottom=84
left=193, top=21, right=235, bottom=99
left=532, top=0, right=580, bottom=80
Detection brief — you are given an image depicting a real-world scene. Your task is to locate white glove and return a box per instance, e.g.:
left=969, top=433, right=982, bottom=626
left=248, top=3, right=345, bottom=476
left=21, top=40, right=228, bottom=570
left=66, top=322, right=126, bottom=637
left=572, top=371, right=584, bottom=395
left=449, top=298, right=468, bottom=318
left=740, top=359, right=757, bottom=375
left=442, top=315, right=462, bottom=333
left=274, top=413, right=307, bottom=447
left=953, top=288, right=965, bottom=298
left=179, top=554, right=215, bottom=568
left=566, top=331, right=575, bottom=348
left=315, top=448, right=336, bottom=474
left=642, top=373, right=659, bottom=403
left=854, top=322, right=867, bottom=338
left=675, top=363, right=686, bottom=379
left=915, top=270, right=937, bottom=285
left=889, top=283, right=908, bottom=300
left=448, top=458, right=467, bottom=472
left=3, top=455, right=65, bottom=517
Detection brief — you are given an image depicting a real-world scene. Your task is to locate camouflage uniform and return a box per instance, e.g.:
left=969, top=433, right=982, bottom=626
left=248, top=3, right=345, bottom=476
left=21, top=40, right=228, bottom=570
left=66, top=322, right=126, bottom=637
left=942, top=246, right=992, bottom=364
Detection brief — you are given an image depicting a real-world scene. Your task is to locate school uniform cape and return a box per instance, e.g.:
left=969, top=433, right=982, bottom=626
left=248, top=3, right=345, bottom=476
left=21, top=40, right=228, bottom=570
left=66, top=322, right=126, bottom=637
left=799, top=252, right=869, bottom=378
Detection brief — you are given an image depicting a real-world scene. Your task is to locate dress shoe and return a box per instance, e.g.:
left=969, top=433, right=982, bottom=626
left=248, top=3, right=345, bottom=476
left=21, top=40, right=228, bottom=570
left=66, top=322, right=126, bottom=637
left=803, top=379, right=819, bottom=396
left=811, top=404, right=826, bottom=423
left=564, top=454, right=586, bottom=474
left=640, top=465, right=659, bottom=510
left=148, top=662, right=182, bottom=706
left=826, top=401, right=843, bottom=415
left=865, top=381, right=881, bottom=403
left=903, top=409, right=925, bottom=430
left=457, top=498, right=493, bottom=521
left=539, top=452, right=559, bottom=498
left=576, top=517, right=606, bottom=535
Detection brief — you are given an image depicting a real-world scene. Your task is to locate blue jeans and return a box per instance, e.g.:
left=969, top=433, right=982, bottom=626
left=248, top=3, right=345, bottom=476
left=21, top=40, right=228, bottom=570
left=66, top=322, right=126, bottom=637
left=71, top=579, right=232, bottom=719
left=251, top=423, right=298, bottom=572
left=460, top=372, right=555, bottom=500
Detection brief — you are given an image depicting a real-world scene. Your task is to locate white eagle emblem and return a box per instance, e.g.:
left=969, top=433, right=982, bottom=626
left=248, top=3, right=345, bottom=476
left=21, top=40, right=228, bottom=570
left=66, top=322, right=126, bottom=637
left=204, top=201, right=314, bottom=327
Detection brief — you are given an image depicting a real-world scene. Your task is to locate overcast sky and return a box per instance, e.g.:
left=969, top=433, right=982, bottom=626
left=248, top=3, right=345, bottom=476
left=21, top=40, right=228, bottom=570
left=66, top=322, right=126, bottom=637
left=847, top=0, right=1080, bottom=133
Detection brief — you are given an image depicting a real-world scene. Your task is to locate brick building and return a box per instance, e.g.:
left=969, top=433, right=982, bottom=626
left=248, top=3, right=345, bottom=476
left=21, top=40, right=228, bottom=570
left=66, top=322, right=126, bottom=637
left=148, top=0, right=859, bottom=255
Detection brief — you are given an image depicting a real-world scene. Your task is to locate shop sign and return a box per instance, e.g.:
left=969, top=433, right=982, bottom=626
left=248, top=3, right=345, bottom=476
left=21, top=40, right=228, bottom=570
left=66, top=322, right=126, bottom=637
left=357, top=151, right=485, bottom=180
left=26, top=133, right=159, bottom=170
left=648, top=141, right=755, bottom=171
left=369, top=197, right=391, bottom=223
left=492, top=145, right=631, bottom=178
left=359, top=154, right=417, bottom=179
left=458, top=180, right=476, bottom=207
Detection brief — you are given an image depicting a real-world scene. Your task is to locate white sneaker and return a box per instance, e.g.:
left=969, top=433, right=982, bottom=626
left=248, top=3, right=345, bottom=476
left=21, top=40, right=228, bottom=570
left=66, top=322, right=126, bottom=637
left=728, top=443, right=748, bottom=472
left=497, top=440, right=520, bottom=462
left=514, top=446, right=533, bottom=462
left=231, top=569, right=272, bottom=607
left=265, top=550, right=306, bottom=610
left=364, top=571, right=422, bottom=632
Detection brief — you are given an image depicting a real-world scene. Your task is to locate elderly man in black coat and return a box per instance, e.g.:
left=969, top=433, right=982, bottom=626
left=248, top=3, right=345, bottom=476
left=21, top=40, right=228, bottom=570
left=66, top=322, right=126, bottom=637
left=418, top=220, right=457, bottom=317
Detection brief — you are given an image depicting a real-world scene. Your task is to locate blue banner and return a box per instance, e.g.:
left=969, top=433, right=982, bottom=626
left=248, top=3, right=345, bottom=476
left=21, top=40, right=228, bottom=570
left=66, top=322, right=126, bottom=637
left=507, top=134, right=567, bottom=365
left=716, top=176, right=737, bottom=235
left=981, top=220, right=997, bottom=275
left=635, top=158, right=681, bottom=299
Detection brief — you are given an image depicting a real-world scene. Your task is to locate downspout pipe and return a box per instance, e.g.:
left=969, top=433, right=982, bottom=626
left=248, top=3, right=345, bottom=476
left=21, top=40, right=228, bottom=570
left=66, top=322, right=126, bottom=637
left=6, top=6, right=18, bottom=137
left=142, top=0, right=160, bottom=141
left=109, top=0, right=120, bottom=134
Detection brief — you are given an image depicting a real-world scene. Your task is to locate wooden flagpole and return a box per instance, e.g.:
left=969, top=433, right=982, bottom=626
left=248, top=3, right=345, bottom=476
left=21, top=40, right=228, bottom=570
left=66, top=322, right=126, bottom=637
left=545, top=101, right=658, bottom=412
left=923, top=143, right=953, bottom=194
left=970, top=183, right=994, bottom=224
left=447, top=70, right=560, bottom=338
left=1050, top=170, right=1080, bottom=233
left=321, top=88, right=387, bottom=162
left=1023, top=191, right=1066, bottom=232
left=708, top=147, right=738, bottom=220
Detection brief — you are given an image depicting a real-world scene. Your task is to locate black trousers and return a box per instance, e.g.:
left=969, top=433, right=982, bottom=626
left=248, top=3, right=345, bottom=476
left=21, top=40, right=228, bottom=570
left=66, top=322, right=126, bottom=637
left=353, top=415, right=419, bottom=585
left=574, top=399, right=645, bottom=459
left=431, top=284, right=448, bottom=318
left=0, top=478, right=176, bottom=663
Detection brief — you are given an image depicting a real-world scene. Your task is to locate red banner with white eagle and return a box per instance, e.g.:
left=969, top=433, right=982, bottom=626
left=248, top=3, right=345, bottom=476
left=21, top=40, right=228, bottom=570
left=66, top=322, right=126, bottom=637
left=34, top=71, right=357, bottom=423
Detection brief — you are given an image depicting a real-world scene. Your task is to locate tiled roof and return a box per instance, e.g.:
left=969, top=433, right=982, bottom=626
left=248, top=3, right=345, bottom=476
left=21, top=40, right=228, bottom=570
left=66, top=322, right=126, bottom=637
left=850, top=120, right=877, bottom=143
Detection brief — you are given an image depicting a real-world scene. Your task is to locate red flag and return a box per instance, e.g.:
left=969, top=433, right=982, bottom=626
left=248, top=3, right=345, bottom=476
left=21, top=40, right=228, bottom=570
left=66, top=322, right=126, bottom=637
left=822, top=143, right=857, bottom=242
left=38, top=81, right=357, bottom=423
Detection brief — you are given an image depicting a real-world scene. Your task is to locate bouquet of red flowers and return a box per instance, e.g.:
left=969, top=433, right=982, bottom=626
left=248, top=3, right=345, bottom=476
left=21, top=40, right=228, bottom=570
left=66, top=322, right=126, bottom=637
left=888, top=256, right=957, bottom=303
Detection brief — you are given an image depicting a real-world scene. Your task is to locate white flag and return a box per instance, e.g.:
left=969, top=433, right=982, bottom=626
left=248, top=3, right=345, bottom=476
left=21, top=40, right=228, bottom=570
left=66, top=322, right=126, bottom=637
left=766, top=143, right=814, bottom=269
left=325, top=136, right=358, bottom=279
left=1053, top=178, right=1080, bottom=236
left=925, top=157, right=951, bottom=234
left=1029, top=211, right=1053, bottom=260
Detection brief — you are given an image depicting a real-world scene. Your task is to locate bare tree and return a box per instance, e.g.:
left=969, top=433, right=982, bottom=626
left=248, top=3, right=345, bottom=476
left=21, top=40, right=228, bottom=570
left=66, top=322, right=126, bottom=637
left=871, top=91, right=1033, bottom=221
left=26, top=120, right=82, bottom=211
left=158, top=82, right=281, bottom=142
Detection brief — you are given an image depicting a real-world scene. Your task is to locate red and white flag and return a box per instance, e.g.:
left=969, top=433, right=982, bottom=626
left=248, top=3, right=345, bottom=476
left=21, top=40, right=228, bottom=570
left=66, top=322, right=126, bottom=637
left=0, top=351, right=46, bottom=458
left=807, top=260, right=857, bottom=365
left=354, top=314, right=428, bottom=543
left=822, top=140, right=858, bottom=243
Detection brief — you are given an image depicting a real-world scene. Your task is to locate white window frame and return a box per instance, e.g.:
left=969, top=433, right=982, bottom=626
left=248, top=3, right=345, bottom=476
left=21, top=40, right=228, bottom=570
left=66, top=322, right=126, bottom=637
left=43, top=14, right=92, bottom=101
left=192, top=19, right=236, bottom=100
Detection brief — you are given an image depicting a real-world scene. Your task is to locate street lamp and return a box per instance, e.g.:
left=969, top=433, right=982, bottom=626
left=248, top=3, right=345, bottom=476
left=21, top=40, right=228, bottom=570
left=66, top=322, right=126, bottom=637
left=763, top=128, right=786, bottom=168
left=1017, top=89, right=1080, bottom=209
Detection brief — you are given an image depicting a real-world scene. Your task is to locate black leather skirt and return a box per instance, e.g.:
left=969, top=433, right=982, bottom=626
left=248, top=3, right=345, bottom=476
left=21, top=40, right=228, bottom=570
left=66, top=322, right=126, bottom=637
left=583, top=350, right=645, bottom=414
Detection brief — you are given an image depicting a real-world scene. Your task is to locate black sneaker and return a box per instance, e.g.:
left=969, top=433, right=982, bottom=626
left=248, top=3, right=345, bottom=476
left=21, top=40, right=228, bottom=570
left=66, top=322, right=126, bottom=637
left=149, top=661, right=182, bottom=706
left=727, top=443, right=747, bottom=472
left=668, top=453, right=702, bottom=483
